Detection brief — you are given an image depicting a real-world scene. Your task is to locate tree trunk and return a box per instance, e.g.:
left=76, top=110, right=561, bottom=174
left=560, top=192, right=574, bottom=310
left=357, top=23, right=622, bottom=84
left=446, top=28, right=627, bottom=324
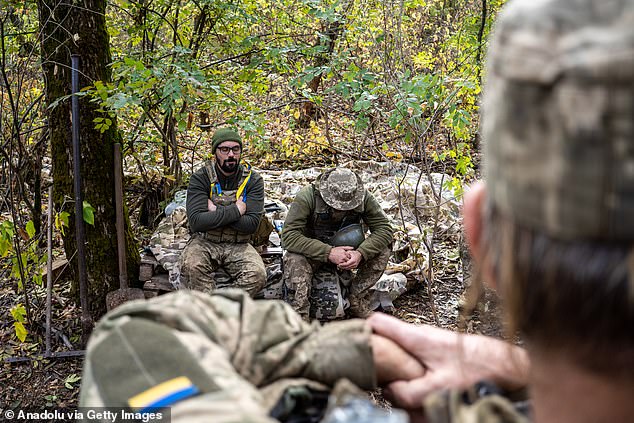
left=298, top=0, right=353, bottom=127
left=38, top=0, right=140, bottom=320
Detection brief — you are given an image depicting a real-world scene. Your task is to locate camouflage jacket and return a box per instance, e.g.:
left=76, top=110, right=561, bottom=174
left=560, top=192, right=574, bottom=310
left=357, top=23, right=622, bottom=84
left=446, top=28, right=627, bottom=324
left=281, top=184, right=394, bottom=263
left=186, top=161, right=264, bottom=237
left=80, top=290, right=376, bottom=423
left=424, top=382, right=531, bottom=423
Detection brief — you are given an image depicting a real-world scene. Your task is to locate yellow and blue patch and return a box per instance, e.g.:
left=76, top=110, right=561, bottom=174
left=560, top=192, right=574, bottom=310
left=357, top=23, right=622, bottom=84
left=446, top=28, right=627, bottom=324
left=128, top=376, right=200, bottom=413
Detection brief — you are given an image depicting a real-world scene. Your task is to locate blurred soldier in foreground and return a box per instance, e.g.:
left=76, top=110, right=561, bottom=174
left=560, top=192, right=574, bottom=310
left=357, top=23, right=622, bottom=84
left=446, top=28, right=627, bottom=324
left=281, top=167, right=394, bottom=321
left=80, top=0, right=633, bottom=422
left=369, top=0, right=634, bottom=421
left=179, top=128, right=266, bottom=296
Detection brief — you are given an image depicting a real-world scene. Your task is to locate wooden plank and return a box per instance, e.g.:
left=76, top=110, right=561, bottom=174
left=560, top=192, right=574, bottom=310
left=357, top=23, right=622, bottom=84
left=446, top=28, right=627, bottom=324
left=144, top=274, right=175, bottom=292
left=141, top=255, right=159, bottom=265
left=139, top=263, right=154, bottom=281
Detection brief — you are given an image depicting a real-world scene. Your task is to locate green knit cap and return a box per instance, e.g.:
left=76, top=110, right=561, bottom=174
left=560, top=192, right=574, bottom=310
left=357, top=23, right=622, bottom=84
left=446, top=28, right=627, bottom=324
left=212, top=128, right=242, bottom=152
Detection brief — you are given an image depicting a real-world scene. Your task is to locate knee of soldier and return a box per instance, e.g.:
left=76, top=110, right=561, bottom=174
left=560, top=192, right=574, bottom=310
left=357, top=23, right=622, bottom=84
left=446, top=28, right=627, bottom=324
left=253, top=259, right=267, bottom=290
left=283, top=252, right=311, bottom=271
left=180, top=253, right=207, bottom=277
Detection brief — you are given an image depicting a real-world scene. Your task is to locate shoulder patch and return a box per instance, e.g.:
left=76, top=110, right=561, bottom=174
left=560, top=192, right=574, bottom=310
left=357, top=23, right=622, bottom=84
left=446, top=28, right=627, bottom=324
left=89, top=318, right=219, bottom=410
left=128, top=376, right=200, bottom=413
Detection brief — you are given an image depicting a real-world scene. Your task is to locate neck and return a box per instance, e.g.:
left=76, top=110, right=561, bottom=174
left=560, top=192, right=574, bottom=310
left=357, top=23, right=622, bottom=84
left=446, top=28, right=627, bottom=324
left=530, top=348, right=634, bottom=423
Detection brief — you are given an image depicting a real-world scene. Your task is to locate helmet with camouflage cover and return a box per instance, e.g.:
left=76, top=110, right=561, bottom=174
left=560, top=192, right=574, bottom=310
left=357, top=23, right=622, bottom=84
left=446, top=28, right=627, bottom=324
left=318, top=168, right=365, bottom=211
left=482, top=0, right=634, bottom=241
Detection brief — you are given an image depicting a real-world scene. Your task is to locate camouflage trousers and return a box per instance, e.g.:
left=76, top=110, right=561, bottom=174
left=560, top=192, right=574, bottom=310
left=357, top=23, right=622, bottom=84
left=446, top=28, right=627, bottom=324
left=283, top=247, right=391, bottom=321
left=179, top=234, right=266, bottom=297
left=80, top=290, right=376, bottom=423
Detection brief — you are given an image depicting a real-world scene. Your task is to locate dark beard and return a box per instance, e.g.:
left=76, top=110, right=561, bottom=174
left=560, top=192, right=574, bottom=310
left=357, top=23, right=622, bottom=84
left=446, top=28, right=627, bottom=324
left=220, top=159, right=238, bottom=174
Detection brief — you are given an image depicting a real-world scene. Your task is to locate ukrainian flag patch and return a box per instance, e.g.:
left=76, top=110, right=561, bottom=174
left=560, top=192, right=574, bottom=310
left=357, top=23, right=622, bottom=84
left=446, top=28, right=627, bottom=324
left=128, top=376, right=200, bottom=413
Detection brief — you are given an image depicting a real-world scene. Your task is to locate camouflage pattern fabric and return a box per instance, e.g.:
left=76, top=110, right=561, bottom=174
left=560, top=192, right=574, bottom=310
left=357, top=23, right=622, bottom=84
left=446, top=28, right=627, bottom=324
left=179, top=234, right=266, bottom=297
left=424, top=382, right=530, bottom=423
left=149, top=207, right=190, bottom=288
left=370, top=272, right=408, bottom=313
left=483, top=0, right=634, bottom=241
left=317, top=168, right=365, bottom=211
left=256, top=261, right=285, bottom=300
left=283, top=252, right=345, bottom=321
left=283, top=246, right=390, bottom=321
left=310, top=266, right=351, bottom=321
left=79, top=290, right=376, bottom=423
left=347, top=246, right=391, bottom=318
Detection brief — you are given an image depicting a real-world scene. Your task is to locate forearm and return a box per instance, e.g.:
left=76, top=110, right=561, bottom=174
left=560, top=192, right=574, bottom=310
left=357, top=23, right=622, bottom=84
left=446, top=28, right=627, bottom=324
left=357, top=196, right=394, bottom=260
left=282, top=187, right=332, bottom=262
left=186, top=172, right=241, bottom=232
left=283, top=230, right=332, bottom=262
left=95, top=290, right=375, bottom=388
left=187, top=201, right=241, bottom=232
left=230, top=175, right=265, bottom=233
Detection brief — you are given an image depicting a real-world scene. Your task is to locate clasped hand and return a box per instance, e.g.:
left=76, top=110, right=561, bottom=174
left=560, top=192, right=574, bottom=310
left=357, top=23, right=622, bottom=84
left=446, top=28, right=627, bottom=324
left=328, top=246, right=362, bottom=270
left=369, top=313, right=529, bottom=415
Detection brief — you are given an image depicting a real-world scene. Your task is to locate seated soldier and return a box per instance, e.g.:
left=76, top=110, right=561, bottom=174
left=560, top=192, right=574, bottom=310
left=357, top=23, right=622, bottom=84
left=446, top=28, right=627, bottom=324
left=281, top=167, right=394, bottom=320
left=179, top=127, right=266, bottom=296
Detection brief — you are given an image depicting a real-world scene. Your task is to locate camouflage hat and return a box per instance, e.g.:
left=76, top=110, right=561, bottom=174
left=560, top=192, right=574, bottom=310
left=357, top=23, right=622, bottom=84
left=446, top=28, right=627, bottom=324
left=318, top=168, right=365, bottom=211
left=482, top=0, right=634, bottom=241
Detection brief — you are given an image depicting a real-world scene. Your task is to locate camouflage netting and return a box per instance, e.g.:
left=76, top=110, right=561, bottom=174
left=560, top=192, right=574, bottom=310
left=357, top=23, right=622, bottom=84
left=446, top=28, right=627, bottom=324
left=142, top=160, right=462, bottom=320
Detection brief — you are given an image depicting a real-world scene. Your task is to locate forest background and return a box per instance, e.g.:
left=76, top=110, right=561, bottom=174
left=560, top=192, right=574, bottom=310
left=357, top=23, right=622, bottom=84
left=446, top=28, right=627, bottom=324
left=1, top=0, right=505, bottom=409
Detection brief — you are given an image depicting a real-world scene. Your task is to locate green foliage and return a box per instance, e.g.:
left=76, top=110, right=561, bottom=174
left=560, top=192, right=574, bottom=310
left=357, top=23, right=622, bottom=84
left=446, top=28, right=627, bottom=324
left=0, top=220, right=14, bottom=257
left=55, top=211, right=70, bottom=236
left=10, top=304, right=28, bottom=342
left=0, top=218, right=46, bottom=342
left=82, top=201, right=95, bottom=226
left=64, top=373, right=81, bottom=389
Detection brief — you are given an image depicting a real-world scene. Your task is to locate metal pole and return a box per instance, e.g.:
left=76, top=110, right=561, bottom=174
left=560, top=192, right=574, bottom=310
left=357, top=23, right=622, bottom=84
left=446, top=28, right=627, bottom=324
left=71, top=54, right=92, bottom=340
left=46, top=186, right=53, bottom=357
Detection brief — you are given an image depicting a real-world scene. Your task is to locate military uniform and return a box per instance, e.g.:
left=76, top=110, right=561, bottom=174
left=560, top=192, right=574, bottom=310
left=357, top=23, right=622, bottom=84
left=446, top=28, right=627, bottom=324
left=79, top=290, right=376, bottom=422
left=281, top=168, right=394, bottom=320
left=180, top=160, right=266, bottom=296
left=80, top=290, right=532, bottom=423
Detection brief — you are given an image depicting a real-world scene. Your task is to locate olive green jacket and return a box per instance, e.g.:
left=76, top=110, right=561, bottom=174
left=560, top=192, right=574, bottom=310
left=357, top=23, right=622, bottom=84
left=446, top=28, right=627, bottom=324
left=186, top=162, right=264, bottom=235
left=281, top=184, right=393, bottom=262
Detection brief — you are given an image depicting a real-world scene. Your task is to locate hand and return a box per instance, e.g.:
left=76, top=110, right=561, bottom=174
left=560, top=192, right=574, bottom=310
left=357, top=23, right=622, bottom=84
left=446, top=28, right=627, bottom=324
left=367, top=313, right=529, bottom=409
left=236, top=198, right=247, bottom=215
left=339, top=250, right=362, bottom=270
left=207, top=199, right=217, bottom=212
left=371, top=334, right=425, bottom=385
left=328, top=246, right=353, bottom=265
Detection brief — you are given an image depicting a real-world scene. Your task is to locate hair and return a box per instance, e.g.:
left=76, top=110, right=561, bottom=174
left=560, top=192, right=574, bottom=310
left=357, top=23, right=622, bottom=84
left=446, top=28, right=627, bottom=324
left=481, top=202, right=634, bottom=380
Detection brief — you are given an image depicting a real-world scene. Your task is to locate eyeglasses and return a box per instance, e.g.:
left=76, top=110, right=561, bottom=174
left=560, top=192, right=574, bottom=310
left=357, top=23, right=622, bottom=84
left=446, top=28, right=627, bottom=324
left=217, top=146, right=242, bottom=154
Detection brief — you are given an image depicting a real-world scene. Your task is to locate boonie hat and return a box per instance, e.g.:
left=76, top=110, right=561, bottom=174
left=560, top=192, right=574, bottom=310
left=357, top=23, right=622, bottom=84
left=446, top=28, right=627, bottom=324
left=318, top=168, right=365, bottom=211
left=482, top=0, right=634, bottom=241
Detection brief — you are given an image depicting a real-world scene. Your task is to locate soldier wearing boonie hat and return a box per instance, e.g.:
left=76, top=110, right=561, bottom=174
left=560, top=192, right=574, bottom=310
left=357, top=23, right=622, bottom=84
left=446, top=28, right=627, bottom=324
left=281, top=167, right=394, bottom=321
left=179, top=127, right=266, bottom=296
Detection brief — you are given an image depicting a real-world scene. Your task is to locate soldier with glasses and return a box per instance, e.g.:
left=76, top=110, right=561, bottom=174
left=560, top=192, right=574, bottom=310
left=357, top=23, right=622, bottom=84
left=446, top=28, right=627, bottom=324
left=179, top=127, right=266, bottom=296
